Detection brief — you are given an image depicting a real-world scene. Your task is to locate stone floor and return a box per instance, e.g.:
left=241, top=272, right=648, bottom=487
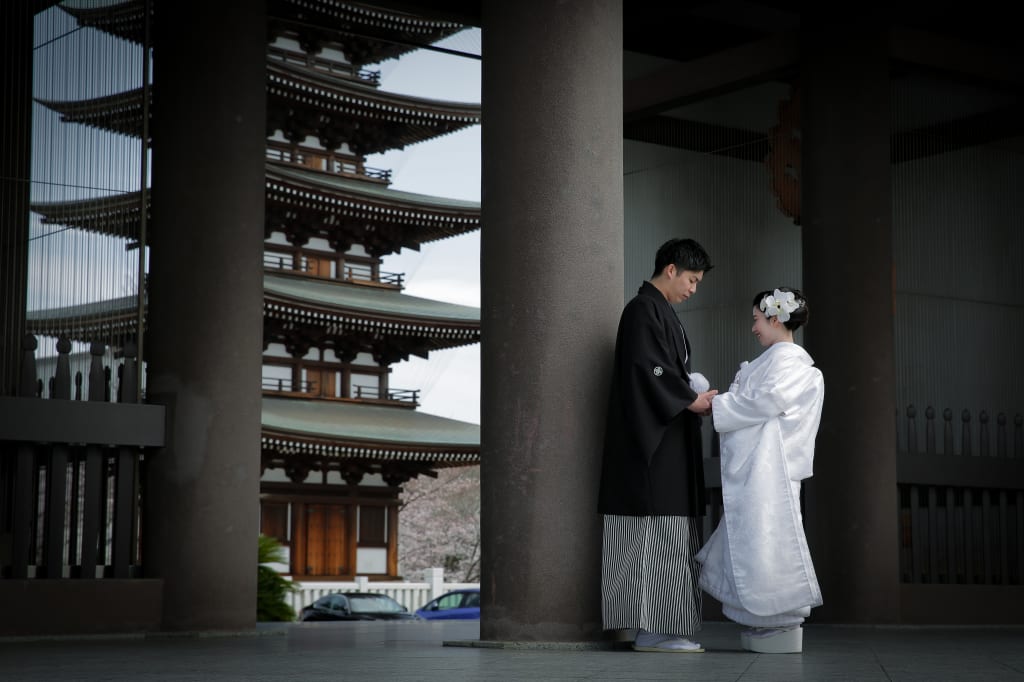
left=2, top=620, right=1024, bottom=681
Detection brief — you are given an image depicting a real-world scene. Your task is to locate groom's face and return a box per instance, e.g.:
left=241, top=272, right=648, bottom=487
left=665, top=267, right=703, bottom=305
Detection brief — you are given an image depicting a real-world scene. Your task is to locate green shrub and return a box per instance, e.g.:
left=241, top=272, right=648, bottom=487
left=257, top=534, right=297, bottom=622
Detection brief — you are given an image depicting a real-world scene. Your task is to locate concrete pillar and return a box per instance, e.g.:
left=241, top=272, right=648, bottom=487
left=143, top=0, right=267, bottom=631
left=0, top=2, right=32, bottom=397
left=800, top=17, right=900, bottom=623
left=480, top=0, right=624, bottom=641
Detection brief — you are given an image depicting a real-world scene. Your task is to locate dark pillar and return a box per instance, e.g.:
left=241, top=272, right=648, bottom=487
left=480, top=0, right=624, bottom=641
left=144, top=0, right=267, bottom=631
left=801, top=18, right=900, bottom=623
left=0, top=2, right=33, bottom=397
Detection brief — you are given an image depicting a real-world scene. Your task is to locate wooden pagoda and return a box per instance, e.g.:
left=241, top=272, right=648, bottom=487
left=30, top=0, right=482, bottom=580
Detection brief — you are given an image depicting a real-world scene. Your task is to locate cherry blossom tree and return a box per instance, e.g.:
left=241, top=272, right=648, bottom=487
left=398, top=465, right=480, bottom=582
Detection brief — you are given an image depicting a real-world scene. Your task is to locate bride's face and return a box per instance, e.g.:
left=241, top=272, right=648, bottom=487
left=751, top=307, right=783, bottom=347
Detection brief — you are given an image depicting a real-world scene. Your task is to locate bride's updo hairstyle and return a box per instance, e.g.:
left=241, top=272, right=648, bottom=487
left=752, top=287, right=809, bottom=331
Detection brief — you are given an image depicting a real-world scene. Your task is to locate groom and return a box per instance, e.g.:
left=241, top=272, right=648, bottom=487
left=598, top=237, right=716, bottom=653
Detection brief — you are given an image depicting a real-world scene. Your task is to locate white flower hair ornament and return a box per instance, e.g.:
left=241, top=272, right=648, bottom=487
left=760, top=289, right=801, bottom=323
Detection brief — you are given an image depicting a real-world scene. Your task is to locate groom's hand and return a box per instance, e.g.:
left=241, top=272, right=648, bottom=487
left=688, top=389, right=718, bottom=415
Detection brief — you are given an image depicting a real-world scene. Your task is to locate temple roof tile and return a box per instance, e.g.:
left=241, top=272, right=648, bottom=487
left=262, top=396, right=479, bottom=462
left=265, top=271, right=478, bottom=325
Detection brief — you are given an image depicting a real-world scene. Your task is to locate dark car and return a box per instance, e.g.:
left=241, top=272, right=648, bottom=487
left=415, top=588, right=481, bottom=620
left=298, top=592, right=420, bottom=621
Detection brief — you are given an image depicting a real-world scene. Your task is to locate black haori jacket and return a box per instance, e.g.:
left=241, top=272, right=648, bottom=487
left=598, top=281, right=707, bottom=517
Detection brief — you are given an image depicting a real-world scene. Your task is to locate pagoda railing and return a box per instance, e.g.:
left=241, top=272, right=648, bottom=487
left=341, top=263, right=404, bottom=287
left=263, top=252, right=313, bottom=273
left=267, top=45, right=381, bottom=84
left=263, top=250, right=404, bottom=288
left=261, top=376, right=419, bottom=405
left=266, top=140, right=391, bottom=183
left=261, top=377, right=315, bottom=393
left=353, top=386, right=420, bottom=404
left=0, top=336, right=164, bottom=581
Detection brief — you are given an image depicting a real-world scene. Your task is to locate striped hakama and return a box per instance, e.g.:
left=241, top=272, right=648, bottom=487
left=601, top=514, right=703, bottom=636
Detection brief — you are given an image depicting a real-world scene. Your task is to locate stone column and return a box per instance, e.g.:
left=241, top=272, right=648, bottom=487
left=800, top=17, right=900, bottom=623
left=143, top=0, right=267, bottom=631
left=0, top=2, right=32, bottom=396
left=480, top=0, right=624, bottom=641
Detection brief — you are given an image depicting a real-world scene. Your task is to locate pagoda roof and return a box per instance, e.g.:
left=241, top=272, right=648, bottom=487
left=26, top=293, right=141, bottom=343
left=25, top=272, right=481, bottom=354
left=261, top=395, right=479, bottom=464
left=60, top=1, right=467, bottom=66
left=30, top=162, right=479, bottom=250
left=264, top=271, right=480, bottom=360
left=269, top=59, right=479, bottom=154
left=34, top=62, right=480, bottom=153
left=35, top=88, right=145, bottom=139
left=268, top=1, right=467, bottom=66
left=58, top=0, right=145, bottom=44
left=30, top=191, right=145, bottom=240
left=265, top=271, right=478, bottom=325
left=266, top=162, right=479, bottom=252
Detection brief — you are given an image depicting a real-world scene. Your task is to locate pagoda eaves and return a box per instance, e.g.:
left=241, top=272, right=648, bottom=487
left=60, top=0, right=468, bottom=66
left=269, top=0, right=468, bottom=66
left=262, top=396, right=478, bottom=464
left=58, top=0, right=145, bottom=45
left=35, top=63, right=481, bottom=155
left=35, top=89, right=145, bottom=139
left=267, top=59, right=480, bottom=154
left=264, top=271, right=480, bottom=362
left=266, top=163, right=479, bottom=254
left=29, top=191, right=145, bottom=241
left=25, top=273, right=480, bottom=358
left=30, top=162, right=480, bottom=252
left=26, top=293, right=141, bottom=343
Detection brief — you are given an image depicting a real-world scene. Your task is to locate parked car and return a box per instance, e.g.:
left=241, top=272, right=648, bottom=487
left=415, top=588, right=481, bottom=620
left=298, top=592, right=420, bottom=621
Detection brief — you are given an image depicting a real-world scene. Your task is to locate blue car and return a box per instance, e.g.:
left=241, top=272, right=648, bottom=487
left=415, top=588, right=481, bottom=620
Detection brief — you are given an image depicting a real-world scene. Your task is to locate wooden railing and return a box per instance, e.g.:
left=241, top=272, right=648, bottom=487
left=267, top=45, right=381, bottom=84
left=261, top=375, right=419, bottom=405
left=0, top=336, right=164, bottom=580
left=262, top=249, right=405, bottom=288
left=895, top=405, right=1024, bottom=586
left=265, top=140, right=392, bottom=183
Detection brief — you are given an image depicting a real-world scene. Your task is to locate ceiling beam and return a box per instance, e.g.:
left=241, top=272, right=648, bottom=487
left=624, top=29, right=798, bottom=122
left=889, top=27, right=1024, bottom=88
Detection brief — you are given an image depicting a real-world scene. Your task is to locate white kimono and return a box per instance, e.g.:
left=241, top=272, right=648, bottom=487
left=696, top=342, right=825, bottom=626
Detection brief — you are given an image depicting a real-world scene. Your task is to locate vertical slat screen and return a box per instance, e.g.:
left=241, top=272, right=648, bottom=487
left=891, top=66, right=1023, bottom=587
left=891, top=68, right=1023, bottom=422
left=1, top=2, right=151, bottom=582
left=27, top=2, right=149, bottom=400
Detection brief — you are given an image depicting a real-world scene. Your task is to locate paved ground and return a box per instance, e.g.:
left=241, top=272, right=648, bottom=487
left=2, top=620, right=1024, bottom=681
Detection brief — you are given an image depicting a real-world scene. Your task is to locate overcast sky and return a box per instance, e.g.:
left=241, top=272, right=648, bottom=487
left=367, top=30, right=482, bottom=425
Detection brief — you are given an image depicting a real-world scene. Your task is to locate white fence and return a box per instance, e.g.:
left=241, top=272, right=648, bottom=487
left=286, top=567, right=479, bottom=615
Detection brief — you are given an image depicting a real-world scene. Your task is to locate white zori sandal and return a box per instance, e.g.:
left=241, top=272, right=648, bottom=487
left=741, top=626, right=803, bottom=654
left=632, top=632, right=705, bottom=653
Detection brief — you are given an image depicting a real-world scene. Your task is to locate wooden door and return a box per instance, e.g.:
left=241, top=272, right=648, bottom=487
left=303, top=504, right=348, bottom=577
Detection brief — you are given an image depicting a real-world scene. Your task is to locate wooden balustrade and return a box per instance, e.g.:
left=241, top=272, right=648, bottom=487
left=895, top=405, right=1024, bottom=587
left=0, top=335, right=163, bottom=581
